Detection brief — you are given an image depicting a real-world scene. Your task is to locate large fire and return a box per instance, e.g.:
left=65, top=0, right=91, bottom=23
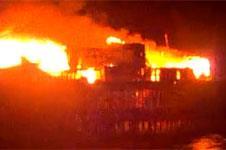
left=145, top=47, right=211, bottom=79
left=0, top=32, right=211, bottom=84
left=0, top=3, right=213, bottom=84
left=0, top=34, right=70, bottom=76
left=106, top=36, right=211, bottom=80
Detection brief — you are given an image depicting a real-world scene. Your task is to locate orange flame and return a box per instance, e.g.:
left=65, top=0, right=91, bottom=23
left=0, top=34, right=70, bottom=76
left=145, top=46, right=211, bottom=79
left=79, top=68, right=99, bottom=84
left=106, top=36, right=125, bottom=45
left=66, top=67, right=101, bottom=84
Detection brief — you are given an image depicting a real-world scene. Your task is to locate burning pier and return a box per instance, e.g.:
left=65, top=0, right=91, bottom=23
left=0, top=28, right=215, bottom=147
left=54, top=36, right=214, bottom=138
left=62, top=36, right=212, bottom=84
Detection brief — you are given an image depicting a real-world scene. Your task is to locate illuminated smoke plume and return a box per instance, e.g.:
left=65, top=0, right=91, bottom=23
left=0, top=1, right=147, bottom=67
left=0, top=1, right=211, bottom=79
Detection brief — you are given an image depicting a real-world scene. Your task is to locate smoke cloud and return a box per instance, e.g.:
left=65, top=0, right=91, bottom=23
left=0, top=1, right=155, bottom=66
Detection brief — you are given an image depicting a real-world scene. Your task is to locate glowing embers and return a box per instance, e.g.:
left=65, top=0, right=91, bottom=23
left=106, top=36, right=125, bottom=45
left=0, top=35, right=70, bottom=76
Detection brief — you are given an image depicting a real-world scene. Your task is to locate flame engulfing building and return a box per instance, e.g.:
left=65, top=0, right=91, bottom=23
left=0, top=33, right=211, bottom=84
left=101, top=42, right=197, bottom=83
left=63, top=39, right=210, bottom=84
left=0, top=35, right=214, bottom=142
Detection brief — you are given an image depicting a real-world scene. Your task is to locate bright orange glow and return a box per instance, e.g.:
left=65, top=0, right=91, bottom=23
left=150, top=69, right=161, bottom=82
left=0, top=35, right=70, bottom=76
left=77, top=68, right=101, bottom=84
left=106, top=36, right=125, bottom=45
left=145, top=46, right=211, bottom=79
left=151, top=70, right=156, bottom=82
left=76, top=59, right=82, bottom=69
left=176, top=70, right=181, bottom=80
left=184, top=57, right=210, bottom=79
left=190, top=136, right=220, bottom=150
left=61, top=59, right=102, bottom=84
left=156, top=69, right=160, bottom=81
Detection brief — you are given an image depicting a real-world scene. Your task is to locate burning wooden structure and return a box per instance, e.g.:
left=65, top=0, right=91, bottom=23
left=0, top=34, right=215, bottom=143
left=0, top=3, right=219, bottom=147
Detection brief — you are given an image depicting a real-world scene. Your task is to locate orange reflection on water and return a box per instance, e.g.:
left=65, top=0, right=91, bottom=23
left=189, top=134, right=225, bottom=150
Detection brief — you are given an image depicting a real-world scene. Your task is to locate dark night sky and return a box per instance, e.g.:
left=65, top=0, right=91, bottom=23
left=84, top=1, right=226, bottom=78
left=85, top=2, right=224, bottom=50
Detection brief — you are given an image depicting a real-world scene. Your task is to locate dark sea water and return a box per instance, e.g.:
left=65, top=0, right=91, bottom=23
left=178, top=134, right=226, bottom=149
